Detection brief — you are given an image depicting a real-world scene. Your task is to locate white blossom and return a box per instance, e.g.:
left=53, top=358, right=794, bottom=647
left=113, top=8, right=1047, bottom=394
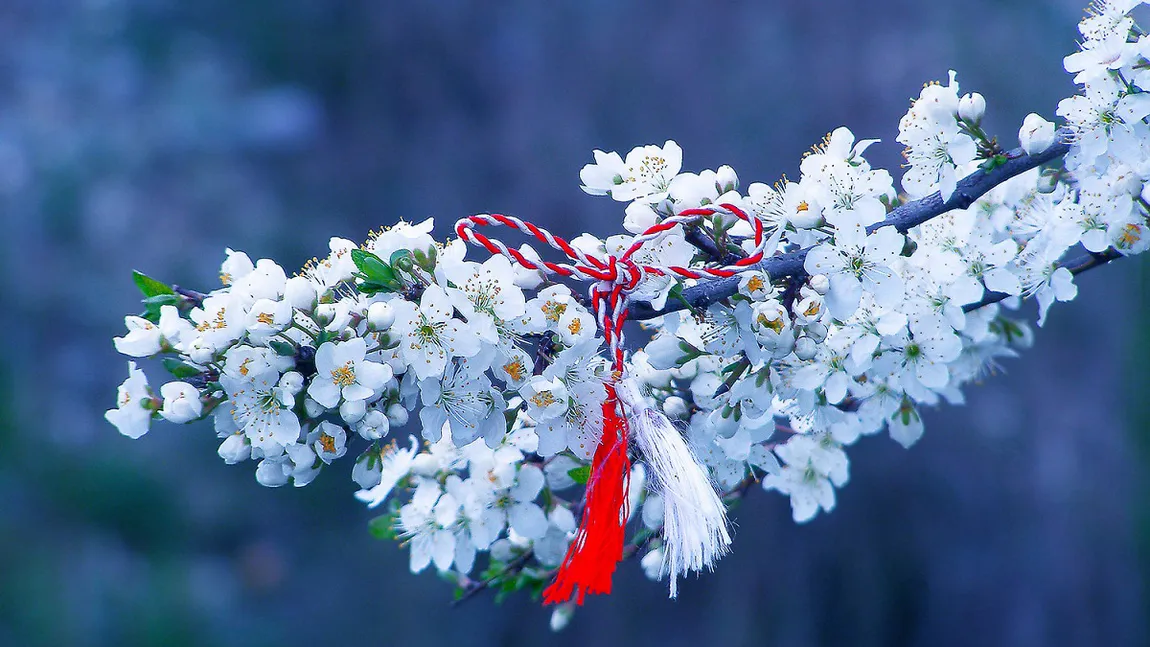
left=159, top=381, right=203, bottom=423
left=307, top=338, right=393, bottom=409
left=105, top=362, right=154, bottom=439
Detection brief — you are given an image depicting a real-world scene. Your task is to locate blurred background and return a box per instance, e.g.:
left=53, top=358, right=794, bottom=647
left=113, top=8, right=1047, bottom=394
left=0, top=0, right=1146, bottom=645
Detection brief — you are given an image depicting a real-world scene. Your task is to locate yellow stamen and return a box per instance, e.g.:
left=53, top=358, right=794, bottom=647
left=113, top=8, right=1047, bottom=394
left=746, top=275, right=765, bottom=294
left=319, top=433, right=337, bottom=453
left=530, top=391, right=558, bottom=408
left=503, top=360, right=526, bottom=383
left=542, top=301, right=567, bottom=323
left=757, top=313, right=784, bottom=334
left=331, top=362, right=356, bottom=387
left=1120, top=223, right=1141, bottom=248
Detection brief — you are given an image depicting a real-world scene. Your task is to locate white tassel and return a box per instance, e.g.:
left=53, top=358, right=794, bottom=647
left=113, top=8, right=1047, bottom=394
left=616, top=378, right=731, bottom=598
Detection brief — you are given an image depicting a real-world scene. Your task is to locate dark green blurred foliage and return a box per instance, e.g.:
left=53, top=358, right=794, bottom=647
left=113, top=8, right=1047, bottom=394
left=0, top=1, right=1144, bottom=645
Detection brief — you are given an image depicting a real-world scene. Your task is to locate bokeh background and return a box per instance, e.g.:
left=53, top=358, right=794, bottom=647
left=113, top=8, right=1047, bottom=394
left=0, top=0, right=1146, bottom=645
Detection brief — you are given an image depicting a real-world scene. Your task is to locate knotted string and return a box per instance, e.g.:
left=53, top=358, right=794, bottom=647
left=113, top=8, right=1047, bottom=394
left=454, top=204, right=769, bottom=604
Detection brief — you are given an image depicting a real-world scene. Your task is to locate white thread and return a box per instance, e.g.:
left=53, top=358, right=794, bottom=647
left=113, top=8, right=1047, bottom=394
left=616, top=378, right=731, bottom=598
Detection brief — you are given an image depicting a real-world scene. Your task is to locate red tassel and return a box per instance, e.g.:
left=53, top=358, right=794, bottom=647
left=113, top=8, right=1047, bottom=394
left=542, top=383, right=631, bottom=605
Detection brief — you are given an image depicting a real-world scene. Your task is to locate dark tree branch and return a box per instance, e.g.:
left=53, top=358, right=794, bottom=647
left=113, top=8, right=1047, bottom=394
left=961, top=246, right=1123, bottom=312
left=627, top=130, right=1074, bottom=321
left=171, top=285, right=207, bottom=307
left=452, top=549, right=536, bottom=607
left=684, top=225, right=746, bottom=265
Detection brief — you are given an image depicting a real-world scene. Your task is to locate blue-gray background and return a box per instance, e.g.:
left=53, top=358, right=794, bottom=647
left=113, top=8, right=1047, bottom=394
left=0, top=1, right=1146, bottom=645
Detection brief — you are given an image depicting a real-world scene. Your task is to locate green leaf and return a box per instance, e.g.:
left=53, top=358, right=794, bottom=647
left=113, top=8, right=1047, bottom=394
left=139, top=294, right=180, bottom=323
left=352, top=249, right=394, bottom=280
left=979, top=154, right=1009, bottom=172
left=269, top=340, right=296, bottom=356
left=161, top=358, right=202, bottom=379
left=389, top=249, right=414, bottom=272
left=567, top=466, right=591, bottom=485
left=368, top=514, right=397, bottom=540
left=351, top=249, right=403, bottom=293
left=413, top=245, right=437, bottom=272
left=132, top=270, right=175, bottom=298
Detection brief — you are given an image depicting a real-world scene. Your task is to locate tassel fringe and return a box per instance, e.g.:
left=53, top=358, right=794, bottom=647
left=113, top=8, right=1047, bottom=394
left=542, top=383, right=631, bottom=605
left=617, top=378, right=731, bottom=598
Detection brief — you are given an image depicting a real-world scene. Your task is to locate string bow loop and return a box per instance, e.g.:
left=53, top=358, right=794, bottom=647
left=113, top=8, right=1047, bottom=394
left=454, top=203, right=769, bottom=604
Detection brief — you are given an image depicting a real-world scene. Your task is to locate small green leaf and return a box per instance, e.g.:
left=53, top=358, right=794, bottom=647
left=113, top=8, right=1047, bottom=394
left=352, top=249, right=394, bottom=280
left=413, top=246, right=437, bottom=272
left=142, top=294, right=180, bottom=307
left=351, top=249, right=404, bottom=293
left=139, top=294, right=180, bottom=322
left=162, top=358, right=202, bottom=379
left=132, top=270, right=175, bottom=298
left=269, top=340, right=296, bottom=356
left=567, top=466, right=591, bottom=485
left=350, top=248, right=372, bottom=268
left=390, top=249, right=414, bottom=272
left=979, top=154, right=1009, bottom=172
left=368, top=514, right=397, bottom=540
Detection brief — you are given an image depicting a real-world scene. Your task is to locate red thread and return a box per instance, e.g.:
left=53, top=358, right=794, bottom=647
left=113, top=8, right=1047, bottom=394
left=541, top=383, right=631, bottom=605
left=454, top=203, right=768, bottom=604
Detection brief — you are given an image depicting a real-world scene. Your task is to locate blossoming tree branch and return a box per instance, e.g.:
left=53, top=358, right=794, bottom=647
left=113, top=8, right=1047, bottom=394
left=106, top=0, right=1149, bottom=628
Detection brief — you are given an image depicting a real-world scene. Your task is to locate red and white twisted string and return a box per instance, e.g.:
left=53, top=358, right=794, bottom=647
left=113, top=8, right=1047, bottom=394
left=454, top=203, right=769, bottom=604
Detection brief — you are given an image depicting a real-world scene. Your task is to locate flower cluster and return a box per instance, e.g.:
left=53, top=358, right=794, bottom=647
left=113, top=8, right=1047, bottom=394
left=107, top=0, right=1150, bottom=624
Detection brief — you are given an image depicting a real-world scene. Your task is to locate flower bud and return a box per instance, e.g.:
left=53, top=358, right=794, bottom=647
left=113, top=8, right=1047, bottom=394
left=794, top=336, right=818, bottom=361
left=670, top=358, right=700, bottom=381
left=715, top=165, right=739, bottom=193
left=808, top=274, right=830, bottom=295
left=623, top=202, right=659, bottom=234
left=278, top=371, right=304, bottom=395
left=646, top=335, right=692, bottom=370
left=314, top=303, right=336, bottom=326
left=386, top=402, right=409, bottom=427
left=217, top=433, right=250, bottom=464
left=1019, top=113, right=1055, bottom=155
left=958, top=92, right=986, bottom=124
left=159, top=381, right=203, bottom=423
left=805, top=321, right=829, bottom=343
left=356, top=409, right=390, bottom=440
left=284, top=276, right=317, bottom=311
left=640, top=547, right=665, bottom=581
left=368, top=301, right=395, bottom=331
left=340, top=399, right=367, bottom=424
left=663, top=395, right=689, bottom=419
left=304, top=397, right=326, bottom=418
left=352, top=449, right=383, bottom=489
left=550, top=603, right=576, bottom=632
left=323, top=303, right=352, bottom=333
left=255, top=458, right=290, bottom=487
left=512, top=244, right=547, bottom=289
left=488, top=539, right=515, bottom=562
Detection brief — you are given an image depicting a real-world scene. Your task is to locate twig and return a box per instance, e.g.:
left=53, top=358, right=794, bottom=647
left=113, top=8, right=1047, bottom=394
left=452, top=549, right=535, bottom=607
left=532, top=334, right=557, bottom=375
left=962, top=246, right=1123, bottom=312
left=171, top=285, right=207, bottom=306
left=627, top=131, right=1074, bottom=321
left=684, top=225, right=746, bottom=265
